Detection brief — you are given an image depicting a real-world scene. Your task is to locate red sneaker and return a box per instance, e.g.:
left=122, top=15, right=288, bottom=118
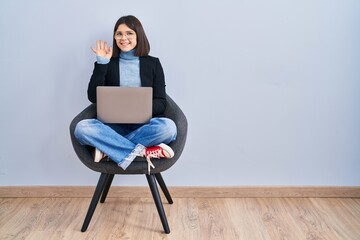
left=144, top=143, right=174, bottom=174
left=145, top=143, right=174, bottom=159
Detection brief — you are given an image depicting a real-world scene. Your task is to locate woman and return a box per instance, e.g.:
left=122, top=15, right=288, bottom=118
left=75, top=15, right=177, bottom=173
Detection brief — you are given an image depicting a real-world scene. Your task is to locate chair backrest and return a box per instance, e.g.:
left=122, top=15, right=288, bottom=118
left=70, top=95, right=188, bottom=174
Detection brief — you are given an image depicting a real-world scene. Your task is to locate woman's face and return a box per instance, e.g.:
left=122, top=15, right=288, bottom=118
left=114, top=24, right=137, bottom=52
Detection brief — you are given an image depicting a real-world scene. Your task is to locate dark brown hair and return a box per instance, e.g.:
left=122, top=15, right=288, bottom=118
left=112, top=15, right=150, bottom=57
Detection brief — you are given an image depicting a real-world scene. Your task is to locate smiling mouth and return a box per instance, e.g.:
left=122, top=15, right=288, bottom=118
left=119, top=41, right=130, bottom=46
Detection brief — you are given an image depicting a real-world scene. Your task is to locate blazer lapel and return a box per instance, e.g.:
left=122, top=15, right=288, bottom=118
left=113, top=57, right=120, bottom=86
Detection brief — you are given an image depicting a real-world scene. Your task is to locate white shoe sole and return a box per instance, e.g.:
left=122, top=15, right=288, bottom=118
left=158, top=143, right=174, bottom=158
left=94, top=148, right=104, bottom=162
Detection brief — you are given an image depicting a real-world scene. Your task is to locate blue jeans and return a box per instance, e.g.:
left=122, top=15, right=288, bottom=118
left=74, top=118, right=177, bottom=170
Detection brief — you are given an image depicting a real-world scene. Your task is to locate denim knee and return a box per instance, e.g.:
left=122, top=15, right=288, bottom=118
left=74, top=119, right=98, bottom=141
left=157, top=118, right=177, bottom=142
left=74, top=120, right=86, bottom=140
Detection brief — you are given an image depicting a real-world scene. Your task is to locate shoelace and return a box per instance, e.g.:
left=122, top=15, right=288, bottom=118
left=145, top=149, right=164, bottom=174
left=146, top=156, right=155, bottom=174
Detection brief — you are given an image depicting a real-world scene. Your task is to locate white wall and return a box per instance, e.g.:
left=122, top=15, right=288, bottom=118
left=1, top=0, right=359, bottom=186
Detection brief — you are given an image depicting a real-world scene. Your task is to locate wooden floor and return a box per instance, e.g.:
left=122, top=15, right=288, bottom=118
left=1, top=197, right=360, bottom=240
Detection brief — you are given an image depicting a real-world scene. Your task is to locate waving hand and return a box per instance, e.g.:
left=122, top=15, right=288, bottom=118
left=91, top=40, right=113, bottom=59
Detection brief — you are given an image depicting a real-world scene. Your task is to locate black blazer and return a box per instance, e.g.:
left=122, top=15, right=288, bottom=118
left=87, top=56, right=167, bottom=117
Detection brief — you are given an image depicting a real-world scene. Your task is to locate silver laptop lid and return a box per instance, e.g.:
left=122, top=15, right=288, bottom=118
left=96, top=87, right=152, bottom=124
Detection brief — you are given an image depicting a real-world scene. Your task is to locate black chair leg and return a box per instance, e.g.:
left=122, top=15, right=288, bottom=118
left=81, top=173, right=108, bottom=232
left=146, top=174, right=170, bottom=234
left=155, top=173, right=173, bottom=204
left=100, top=174, right=114, bottom=203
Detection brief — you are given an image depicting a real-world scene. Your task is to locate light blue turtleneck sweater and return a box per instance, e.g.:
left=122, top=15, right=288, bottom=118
left=96, top=49, right=141, bottom=87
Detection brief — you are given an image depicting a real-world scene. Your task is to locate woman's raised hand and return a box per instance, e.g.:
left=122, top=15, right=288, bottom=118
left=91, top=40, right=113, bottom=59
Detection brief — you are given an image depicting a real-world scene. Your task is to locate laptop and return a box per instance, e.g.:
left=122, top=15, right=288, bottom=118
left=96, top=86, right=153, bottom=124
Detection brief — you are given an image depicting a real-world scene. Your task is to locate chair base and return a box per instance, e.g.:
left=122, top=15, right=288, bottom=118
left=81, top=173, right=172, bottom=234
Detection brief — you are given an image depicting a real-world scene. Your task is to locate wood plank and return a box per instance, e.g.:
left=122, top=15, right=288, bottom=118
left=1, top=186, right=359, bottom=198
left=1, top=197, right=359, bottom=240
